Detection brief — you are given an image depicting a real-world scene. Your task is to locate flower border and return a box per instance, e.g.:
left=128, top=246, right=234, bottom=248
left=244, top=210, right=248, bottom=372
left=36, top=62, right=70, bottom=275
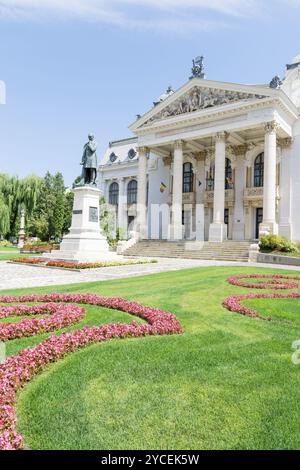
left=223, top=291, right=300, bottom=320
left=226, top=274, right=300, bottom=290
left=0, top=293, right=182, bottom=450
left=11, top=258, right=158, bottom=270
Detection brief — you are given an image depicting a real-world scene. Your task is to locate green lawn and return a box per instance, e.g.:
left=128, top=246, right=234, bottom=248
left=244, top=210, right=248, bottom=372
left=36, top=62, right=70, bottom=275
left=2, top=266, right=300, bottom=450
left=0, top=246, right=19, bottom=252
left=0, top=253, right=34, bottom=261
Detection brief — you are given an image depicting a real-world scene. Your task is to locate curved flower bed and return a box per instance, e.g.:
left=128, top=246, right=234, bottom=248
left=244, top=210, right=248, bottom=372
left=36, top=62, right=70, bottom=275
left=46, top=260, right=157, bottom=269
left=227, top=274, right=300, bottom=290
left=12, top=258, right=45, bottom=265
left=223, top=291, right=300, bottom=320
left=0, top=303, right=85, bottom=341
left=0, top=293, right=182, bottom=450
left=11, top=258, right=157, bottom=270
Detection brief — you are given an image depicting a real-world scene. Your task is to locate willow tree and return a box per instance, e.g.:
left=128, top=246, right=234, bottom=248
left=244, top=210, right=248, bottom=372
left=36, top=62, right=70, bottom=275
left=0, top=173, right=42, bottom=238
left=0, top=194, right=10, bottom=236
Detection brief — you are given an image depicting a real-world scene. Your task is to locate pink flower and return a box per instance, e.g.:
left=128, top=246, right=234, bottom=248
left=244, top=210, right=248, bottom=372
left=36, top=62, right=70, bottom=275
left=0, top=293, right=183, bottom=450
left=226, top=274, right=300, bottom=290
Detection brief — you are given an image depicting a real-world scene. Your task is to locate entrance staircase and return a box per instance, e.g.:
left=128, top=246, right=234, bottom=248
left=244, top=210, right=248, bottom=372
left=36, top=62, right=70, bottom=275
left=123, top=240, right=251, bottom=262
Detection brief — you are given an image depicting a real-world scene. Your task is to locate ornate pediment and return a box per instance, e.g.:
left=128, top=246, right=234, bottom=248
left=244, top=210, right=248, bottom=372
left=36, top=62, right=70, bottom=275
left=142, top=86, right=266, bottom=126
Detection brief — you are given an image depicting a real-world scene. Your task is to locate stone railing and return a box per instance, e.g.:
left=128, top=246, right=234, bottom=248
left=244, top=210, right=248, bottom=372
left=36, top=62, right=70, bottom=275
left=204, top=189, right=235, bottom=204
left=127, top=203, right=137, bottom=216
left=182, top=192, right=196, bottom=204
left=167, top=192, right=196, bottom=204
left=244, top=187, right=264, bottom=200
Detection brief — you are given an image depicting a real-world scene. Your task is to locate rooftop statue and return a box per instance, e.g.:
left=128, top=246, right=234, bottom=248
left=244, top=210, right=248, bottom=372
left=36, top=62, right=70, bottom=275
left=190, top=56, right=205, bottom=80
left=269, top=75, right=282, bottom=89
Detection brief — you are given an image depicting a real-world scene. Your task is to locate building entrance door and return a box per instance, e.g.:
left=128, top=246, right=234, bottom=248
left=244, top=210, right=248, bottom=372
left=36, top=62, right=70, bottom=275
left=255, top=208, right=263, bottom=239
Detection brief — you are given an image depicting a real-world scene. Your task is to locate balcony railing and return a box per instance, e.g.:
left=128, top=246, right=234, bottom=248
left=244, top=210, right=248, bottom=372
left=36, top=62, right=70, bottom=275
left=205, top=189, right=235, bottom=203
left=182, top=192, right=196, bottom=204
left=167, top=192, right=196, bottom=204
left=244, top=187, right=264, bottom=199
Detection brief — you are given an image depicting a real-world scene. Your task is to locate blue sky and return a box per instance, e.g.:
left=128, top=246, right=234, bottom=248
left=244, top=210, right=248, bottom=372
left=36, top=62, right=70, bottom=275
left=0, top=0, right=299, bottom=185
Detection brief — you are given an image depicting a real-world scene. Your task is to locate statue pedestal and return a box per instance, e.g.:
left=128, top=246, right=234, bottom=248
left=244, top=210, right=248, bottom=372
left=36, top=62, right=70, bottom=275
left=47, top=186, right=118, bottom=263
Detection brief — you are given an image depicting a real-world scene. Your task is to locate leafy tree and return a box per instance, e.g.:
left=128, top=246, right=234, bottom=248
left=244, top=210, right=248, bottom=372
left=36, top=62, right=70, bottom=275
left=63, top=191, right=74, bottom=235
left=0, top=173, right=42, bottom=238
left=0, top=194, right=10, bottom=236
left=53, top=192, right=65, bottom=240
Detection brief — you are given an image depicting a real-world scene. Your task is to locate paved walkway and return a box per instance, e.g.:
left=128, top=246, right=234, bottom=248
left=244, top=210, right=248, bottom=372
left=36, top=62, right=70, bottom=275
left=0, top=259, right=300, bottom=291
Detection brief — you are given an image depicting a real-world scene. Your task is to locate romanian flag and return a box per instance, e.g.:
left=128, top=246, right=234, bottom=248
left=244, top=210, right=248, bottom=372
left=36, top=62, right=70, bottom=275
left=160, top=182, right=167, bottom=193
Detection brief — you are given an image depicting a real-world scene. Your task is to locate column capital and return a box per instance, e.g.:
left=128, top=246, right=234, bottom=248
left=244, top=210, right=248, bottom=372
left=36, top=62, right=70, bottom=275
left=174, top=140, right=184, bottom=150
left=137, top=146, right=149, bottom=156
left=215, top=131, right=228, bottom=142
left=264, top=121, right=280, bottom=134
left=163, top=156, right=172, bottom=166
left=278, top=137, right=293, bottom=149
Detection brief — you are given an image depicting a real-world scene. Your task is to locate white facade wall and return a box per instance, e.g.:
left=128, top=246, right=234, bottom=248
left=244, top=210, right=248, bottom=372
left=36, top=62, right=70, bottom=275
left=290, top=121, right=300, bottom=241
left=99, top=54, right=300, bottom=243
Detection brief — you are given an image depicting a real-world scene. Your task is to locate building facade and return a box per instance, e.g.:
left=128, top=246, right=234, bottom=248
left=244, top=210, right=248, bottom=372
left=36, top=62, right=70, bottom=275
left=99, top=55, right=300, bottom=243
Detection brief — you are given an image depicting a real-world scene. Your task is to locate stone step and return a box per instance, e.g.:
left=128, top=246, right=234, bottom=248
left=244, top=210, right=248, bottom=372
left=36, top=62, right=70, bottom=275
left=124, top=240, right=251, bottom=262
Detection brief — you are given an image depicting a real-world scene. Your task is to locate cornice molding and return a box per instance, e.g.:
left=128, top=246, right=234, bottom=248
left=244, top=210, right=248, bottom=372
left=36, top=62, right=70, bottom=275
left=135, top=98, right=283, bottom=137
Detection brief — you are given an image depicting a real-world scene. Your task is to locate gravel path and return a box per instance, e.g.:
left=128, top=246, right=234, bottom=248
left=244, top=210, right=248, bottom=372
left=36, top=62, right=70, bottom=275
left=0, top=258, right=299, bottom=291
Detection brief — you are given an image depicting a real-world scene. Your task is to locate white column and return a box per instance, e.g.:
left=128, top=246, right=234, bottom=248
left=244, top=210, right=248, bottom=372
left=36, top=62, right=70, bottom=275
left=104, top=180, right=110, bottom=202
left=232, top=149, right=246, bottom=240
left=137, top=147, right=148, bottom=239
left=209, top=132, right=227, bottom=242
left=260, top=122, right=279, bottom=236
left=279, top=139, right=293, bottom=239
left=118, top=177, right=127, bottom=238
left=170, top=140, right=184, bottom=240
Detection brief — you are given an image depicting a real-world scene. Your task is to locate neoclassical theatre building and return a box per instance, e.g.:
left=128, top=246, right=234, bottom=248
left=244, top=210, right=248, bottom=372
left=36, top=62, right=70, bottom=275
left=99, top=55, right=300, bottom=245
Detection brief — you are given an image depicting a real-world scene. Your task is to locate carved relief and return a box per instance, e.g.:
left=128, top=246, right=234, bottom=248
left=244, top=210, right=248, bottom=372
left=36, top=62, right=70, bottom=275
left=144, top=86, right=266, bottom=125
left=278, top=137, right=293, bottom=149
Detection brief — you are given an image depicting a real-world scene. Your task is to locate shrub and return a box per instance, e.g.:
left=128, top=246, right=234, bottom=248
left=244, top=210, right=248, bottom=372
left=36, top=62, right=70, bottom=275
left=260, top=234, right=299, bottom=253
left=0, top=240, right=13, bottom=248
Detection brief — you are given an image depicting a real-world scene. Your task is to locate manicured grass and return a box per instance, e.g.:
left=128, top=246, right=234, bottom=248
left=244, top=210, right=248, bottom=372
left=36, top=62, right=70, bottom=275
left=2, top=266, right=300, bottom=450
left=0, top=246, right=18, bottom=252
left=0, top=253, right=34, bottom=261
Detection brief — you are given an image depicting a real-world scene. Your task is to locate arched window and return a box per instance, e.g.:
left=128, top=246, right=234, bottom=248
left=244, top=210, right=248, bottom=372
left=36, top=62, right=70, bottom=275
left=254, top=153, right=264, bottom=187
left=183, top=162, right=194, bottom=193
left=127, top=180, right=137, bottom=204
left=109, top=182, right=119, bottom=205
left=225, top=158, right=233, bottom=189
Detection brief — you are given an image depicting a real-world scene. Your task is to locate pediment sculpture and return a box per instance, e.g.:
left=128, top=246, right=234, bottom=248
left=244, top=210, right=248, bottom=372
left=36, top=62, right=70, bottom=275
left=143, top=86, right=266, bottom=126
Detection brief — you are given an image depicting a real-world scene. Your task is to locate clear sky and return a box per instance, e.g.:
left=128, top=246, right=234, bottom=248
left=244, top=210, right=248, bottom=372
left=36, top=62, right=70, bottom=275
left=0, top=0, right=299, bottom=186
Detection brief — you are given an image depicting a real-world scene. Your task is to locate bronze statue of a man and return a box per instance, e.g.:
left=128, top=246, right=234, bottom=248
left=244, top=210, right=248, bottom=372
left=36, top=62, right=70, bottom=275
left=80, top=133, right=98, bottom=185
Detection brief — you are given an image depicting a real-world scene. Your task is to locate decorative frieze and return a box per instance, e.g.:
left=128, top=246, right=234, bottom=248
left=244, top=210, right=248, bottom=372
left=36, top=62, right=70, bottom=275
left=144, top=86, right=266, bottom=125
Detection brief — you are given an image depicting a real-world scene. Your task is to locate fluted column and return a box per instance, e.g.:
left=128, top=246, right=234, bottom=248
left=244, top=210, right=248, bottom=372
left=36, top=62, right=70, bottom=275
left=118, top=177, right=127, bottom=237
left=209, top=132, right=228, bottom=242
left=260, top=122, right=279, bottom=236
left=137, top=147, right=148, bottom=239
left=170, top=140, right=184, bottom=240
